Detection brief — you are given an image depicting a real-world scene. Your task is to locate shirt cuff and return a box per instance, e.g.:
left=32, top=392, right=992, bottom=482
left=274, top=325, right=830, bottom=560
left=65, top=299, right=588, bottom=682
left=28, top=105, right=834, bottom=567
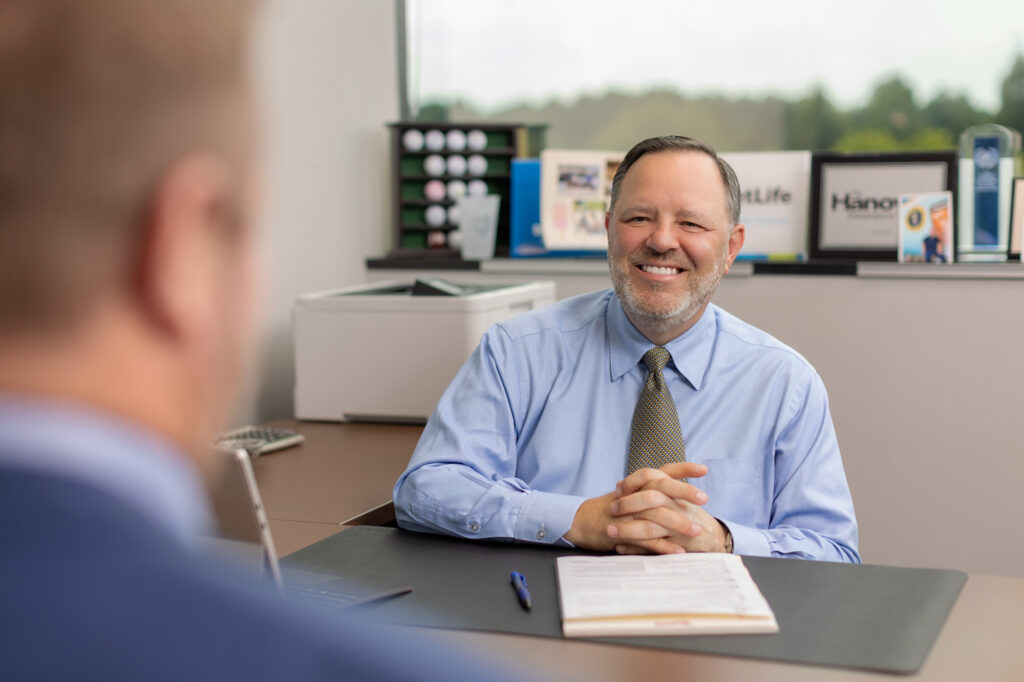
left=514, top=490, right=585, bottom=545
left=719, top=519, right=771, bottom=557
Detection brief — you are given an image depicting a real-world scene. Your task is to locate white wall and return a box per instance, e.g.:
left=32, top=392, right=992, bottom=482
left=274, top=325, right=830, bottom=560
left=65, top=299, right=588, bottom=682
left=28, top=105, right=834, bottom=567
left=244, top=0, right=398, bottom=422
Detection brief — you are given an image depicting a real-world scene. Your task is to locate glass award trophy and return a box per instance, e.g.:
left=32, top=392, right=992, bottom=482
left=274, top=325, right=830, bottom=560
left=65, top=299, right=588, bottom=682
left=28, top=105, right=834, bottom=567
left=957, top=123, right=1022, bottom=261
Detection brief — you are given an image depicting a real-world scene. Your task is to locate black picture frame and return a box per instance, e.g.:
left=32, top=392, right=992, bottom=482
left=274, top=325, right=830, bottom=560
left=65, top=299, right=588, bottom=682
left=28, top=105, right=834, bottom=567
left=1008, top=177, right=1024, bottom=261
left=808, top=151, right=957, bottom=261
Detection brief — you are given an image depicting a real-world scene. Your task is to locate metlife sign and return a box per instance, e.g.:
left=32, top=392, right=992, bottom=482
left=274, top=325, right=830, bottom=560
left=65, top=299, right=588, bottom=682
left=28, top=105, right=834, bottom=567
left=817, top=161, right=949, bottom=251
left=720, top=151, right=811, bottom=260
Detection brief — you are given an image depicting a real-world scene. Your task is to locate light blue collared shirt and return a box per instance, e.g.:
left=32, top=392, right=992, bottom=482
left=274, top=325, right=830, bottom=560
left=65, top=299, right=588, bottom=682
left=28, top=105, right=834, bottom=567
left=394, top=290, right=859, bottom=562
left=0, top=397, right=212, bottom=547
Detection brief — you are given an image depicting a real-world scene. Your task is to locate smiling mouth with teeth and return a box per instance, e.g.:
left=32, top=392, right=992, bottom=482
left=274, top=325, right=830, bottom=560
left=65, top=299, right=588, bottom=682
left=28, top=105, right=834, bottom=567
left=638, top=264, right=684, bottom=275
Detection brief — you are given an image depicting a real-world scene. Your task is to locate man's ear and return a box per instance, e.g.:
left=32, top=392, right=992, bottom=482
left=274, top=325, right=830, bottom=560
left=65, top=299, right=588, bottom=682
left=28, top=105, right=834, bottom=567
left=133, top=154, right=233, bottom=341
left=723, top=223, right=746, bottom=273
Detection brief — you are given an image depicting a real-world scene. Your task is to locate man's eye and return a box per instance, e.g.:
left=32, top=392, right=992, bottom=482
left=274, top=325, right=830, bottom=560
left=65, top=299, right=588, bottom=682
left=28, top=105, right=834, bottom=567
left=627, top=216, right=648, bottom=223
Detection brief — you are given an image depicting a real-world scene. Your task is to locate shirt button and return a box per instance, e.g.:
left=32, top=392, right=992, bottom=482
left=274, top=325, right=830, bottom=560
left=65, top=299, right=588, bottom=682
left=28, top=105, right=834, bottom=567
left=469, top=523, right=480, bottom=532
left=536, top=530, right=546, bottom=540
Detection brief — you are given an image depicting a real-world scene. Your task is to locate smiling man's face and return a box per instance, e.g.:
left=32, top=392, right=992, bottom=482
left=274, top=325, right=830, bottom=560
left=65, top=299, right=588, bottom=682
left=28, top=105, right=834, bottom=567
left=606, top=150, right=744, bottom=345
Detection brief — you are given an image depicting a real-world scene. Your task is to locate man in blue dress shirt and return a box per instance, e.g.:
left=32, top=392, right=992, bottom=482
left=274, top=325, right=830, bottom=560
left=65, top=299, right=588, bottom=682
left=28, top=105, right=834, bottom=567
left=0, top=1, right=528, bottom=680
left=395, top=136, right=859, bottom=563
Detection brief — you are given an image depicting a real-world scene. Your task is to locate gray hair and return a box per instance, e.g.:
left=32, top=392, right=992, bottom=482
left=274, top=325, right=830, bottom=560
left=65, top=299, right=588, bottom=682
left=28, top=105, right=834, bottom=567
left=608, top=135, right=741, bottom=225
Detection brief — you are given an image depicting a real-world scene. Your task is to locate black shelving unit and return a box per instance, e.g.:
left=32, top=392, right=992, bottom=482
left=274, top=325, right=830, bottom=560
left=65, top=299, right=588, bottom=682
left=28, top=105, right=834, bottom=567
left=387, top=122, right=530, bottom=259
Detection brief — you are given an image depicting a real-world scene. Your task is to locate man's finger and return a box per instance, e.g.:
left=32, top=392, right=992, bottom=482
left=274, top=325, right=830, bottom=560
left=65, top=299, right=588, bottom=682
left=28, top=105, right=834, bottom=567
left=633, top=506, right=703, bottom=538
left=610, top=488, right=671, bottom=516
left=615, top=467, right=666, bottom=497
left=640, top=476, right=708, bottom=506
left=606, top=518, right=670, bottom=541
left=613, top=543, right=652, bottom=555
left=617, top=461, right=708, bottom=497
left=659, top=461, right=708, bottom=481
left=615, top=539, right=686, bottom=555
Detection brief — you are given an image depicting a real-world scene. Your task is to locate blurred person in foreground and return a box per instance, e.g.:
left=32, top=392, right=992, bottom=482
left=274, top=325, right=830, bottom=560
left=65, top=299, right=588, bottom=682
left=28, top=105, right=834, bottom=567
left=0, top=1, right=527, bottom=680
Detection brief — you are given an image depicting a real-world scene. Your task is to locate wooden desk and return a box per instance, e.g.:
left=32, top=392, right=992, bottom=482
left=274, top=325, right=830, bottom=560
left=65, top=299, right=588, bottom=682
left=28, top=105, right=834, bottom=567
left=257, top=420, right=1023, bottom=681
left=253, top=419, right=420, bottom=525
left=253, top=419, right=421, bottom=555
left=267, top=519, right=344, bottom=556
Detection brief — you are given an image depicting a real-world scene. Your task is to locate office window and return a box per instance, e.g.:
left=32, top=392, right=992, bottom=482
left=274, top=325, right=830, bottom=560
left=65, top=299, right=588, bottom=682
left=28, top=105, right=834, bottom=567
left=404, top=0, right=1024, bottom=152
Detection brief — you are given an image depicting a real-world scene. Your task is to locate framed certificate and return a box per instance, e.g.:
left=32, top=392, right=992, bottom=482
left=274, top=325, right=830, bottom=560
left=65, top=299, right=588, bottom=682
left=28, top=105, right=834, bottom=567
left=809, top=152, right=957, bottom=261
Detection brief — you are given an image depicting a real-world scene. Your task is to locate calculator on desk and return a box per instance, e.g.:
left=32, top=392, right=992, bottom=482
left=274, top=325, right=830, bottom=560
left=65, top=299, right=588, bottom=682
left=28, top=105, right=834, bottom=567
left=216, top=426, right=305, bottom=457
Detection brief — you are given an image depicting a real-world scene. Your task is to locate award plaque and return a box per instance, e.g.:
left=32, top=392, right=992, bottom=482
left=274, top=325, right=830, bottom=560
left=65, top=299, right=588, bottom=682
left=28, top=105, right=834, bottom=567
left=809, top=152, right=956, bottom=261
left=957, top=124, right=1022, bottom=261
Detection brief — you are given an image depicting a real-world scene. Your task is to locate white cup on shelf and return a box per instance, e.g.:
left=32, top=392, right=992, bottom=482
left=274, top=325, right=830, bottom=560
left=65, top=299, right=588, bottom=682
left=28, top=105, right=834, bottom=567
left=456, top=195, right=501, bottom=261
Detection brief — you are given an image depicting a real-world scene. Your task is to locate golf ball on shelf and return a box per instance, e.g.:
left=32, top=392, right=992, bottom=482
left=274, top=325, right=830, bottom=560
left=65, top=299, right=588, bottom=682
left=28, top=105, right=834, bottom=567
left=467, top=179, right=488, bottom=197
left=447, top=204, right=460, bottom=226
left=467, top=154, right=488, bottom=176
left=402, top=128, right=424, bottom=152
left=424, top=180, right=446, bottom=201
left=446, top=129, right=467, bottom=151
left=447, top=230, right=464, bottom=249
left=425, top=204, right=447, bottom=227
left=446, top=179, right=467, bottom=198
left=426, top=230, right=447, bottom=248
left=446, top=154, right=467, bottom=176
left=423, top=154, right=445, bottom=176
left=424, top=129, right=445, bottom=151
left=467, top=129, right=487, bottom=151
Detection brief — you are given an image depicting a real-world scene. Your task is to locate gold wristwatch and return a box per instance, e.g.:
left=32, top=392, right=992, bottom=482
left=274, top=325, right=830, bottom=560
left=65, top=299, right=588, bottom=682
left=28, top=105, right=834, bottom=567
left=719, top=520, right=734, bottom=554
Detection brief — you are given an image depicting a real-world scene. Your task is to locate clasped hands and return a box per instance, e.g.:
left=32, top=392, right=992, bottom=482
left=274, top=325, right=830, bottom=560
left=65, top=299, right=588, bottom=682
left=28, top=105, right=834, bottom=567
left=564, top=462, right=728, bottom=554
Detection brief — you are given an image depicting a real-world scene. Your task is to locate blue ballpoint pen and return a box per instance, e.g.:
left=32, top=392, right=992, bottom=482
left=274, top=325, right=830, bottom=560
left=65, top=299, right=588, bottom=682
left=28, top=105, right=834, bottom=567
left=510, top=571, right=532, bottom=610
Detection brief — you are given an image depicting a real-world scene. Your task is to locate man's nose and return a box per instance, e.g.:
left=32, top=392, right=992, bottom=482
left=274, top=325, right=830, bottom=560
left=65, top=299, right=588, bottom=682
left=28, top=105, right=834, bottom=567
left=645, top=219, right=677, bottom=253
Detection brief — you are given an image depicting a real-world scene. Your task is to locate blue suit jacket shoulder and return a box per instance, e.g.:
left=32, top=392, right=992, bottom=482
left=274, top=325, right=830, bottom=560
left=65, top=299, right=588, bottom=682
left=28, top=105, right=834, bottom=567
left=0, top=470, right=510, bottom=682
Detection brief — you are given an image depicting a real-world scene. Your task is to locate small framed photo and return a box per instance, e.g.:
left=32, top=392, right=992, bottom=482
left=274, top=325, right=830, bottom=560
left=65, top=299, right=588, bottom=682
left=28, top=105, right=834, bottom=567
left=1008, top=177, right=1024, bottom=261
left=809, top=152, right=957, bottom=261
left=540, top=148, right=623, bottom=251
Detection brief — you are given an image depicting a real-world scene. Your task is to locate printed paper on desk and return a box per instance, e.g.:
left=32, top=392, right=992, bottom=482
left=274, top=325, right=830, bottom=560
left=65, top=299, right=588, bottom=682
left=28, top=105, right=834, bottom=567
left=540, top=148, right=623, bottom=251
left=556, top=553, right=779, bottom=637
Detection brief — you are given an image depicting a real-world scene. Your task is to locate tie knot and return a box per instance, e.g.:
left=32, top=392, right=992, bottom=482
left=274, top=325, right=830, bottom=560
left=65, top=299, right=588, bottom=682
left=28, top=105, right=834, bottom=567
left=642, top=347, right=671, bottom=373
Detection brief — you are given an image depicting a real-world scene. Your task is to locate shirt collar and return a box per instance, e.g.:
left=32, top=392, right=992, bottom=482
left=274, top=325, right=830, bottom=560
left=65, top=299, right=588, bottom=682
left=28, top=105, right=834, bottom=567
left=607, top=295, right=718, bottom=390
left=0, top=396, right=213, bottom=546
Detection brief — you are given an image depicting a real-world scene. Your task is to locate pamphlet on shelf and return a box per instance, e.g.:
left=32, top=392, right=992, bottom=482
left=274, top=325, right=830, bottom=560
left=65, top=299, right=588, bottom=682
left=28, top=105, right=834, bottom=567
left=556, top=553, right=778, bottom=637
left=898, top=192, right=954, bottom=264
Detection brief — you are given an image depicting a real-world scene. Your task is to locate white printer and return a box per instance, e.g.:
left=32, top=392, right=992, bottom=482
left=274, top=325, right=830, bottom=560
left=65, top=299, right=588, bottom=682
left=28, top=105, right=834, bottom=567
left=293, top=279, right=556, bottom=423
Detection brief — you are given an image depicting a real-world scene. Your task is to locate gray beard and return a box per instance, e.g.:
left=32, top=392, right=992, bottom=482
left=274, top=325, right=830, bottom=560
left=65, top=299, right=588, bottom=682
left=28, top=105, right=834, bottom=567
left=608, top=249, right=727, bottom=338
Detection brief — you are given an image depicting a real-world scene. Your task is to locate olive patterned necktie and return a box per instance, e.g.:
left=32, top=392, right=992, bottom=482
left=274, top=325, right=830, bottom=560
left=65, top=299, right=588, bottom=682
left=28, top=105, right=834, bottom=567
left=626, top=346, right=687, bottom=479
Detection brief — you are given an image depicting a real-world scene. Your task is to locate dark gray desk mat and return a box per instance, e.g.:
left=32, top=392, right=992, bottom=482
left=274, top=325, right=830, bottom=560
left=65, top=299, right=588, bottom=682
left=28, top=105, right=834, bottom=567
left=283, top=526, right=966, bottom=674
